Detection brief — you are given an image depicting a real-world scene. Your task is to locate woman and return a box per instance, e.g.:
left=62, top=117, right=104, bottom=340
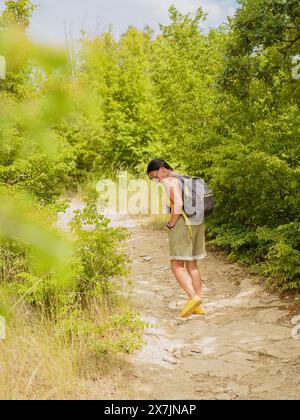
left=147, top=158, right=206, bottom=318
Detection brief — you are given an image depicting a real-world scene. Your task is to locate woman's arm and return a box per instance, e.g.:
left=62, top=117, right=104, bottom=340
left=162, top=178, right=183, bottom=227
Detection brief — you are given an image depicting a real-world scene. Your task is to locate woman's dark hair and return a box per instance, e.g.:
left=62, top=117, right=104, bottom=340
left=147, top=159, right=173, bottom=174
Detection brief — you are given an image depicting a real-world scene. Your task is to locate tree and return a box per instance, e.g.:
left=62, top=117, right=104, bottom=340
left=0, top=0, right=36, bottom=98
left=0, top=0, right=36, bottom=31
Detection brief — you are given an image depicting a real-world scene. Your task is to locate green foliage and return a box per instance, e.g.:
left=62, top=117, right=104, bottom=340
left=220, top=0, right=300, bottom=99
left=39, top=2, right=300, bottom=290
left=1, top=0, right=299, bottom=336
left=56, top=115, right=104, bottom=186
left=151, top=6, right=226, bottom=169
left=0, top=0, right=145, bottom=361
left=78, top=27, right=164, bottom=175
left=0, top=193, right=129, bottom=315
left=0, top=198, right=139, bottom=353
left=0, top=0, right=36, bottom=31
left=0, top=194, right=139, bottom=360
left=0, top=188, right=76, bottom=316
left=257, top=223, right=300, bottom=289
left=0, top=239, right=29, bottom=284
left=0, top=1, right=37, bottom=98
left=0, top=28, right=77, bottom=202
left=61, top=311, right=145, bottom=355
left=69, top=199, right=129, bottom=301
left=207, top=0, right=300, bottom=289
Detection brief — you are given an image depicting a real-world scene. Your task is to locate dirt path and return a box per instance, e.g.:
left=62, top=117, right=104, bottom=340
left=57, top=194, right=300, bottom=400
left=122, top=220, right=300, bottom=400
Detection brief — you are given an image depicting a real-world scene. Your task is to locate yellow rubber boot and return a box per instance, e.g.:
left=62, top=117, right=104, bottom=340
left=193, top=306, right=205, bottom=315
left=179, top=299, right=205, bottom=316
left=179, top=295, right=201, bottom=318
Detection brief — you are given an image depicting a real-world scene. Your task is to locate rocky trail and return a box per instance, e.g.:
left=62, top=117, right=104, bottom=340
left=123, top=224, right=300, bottom=400
left=58, top=194, right=300, bottom=400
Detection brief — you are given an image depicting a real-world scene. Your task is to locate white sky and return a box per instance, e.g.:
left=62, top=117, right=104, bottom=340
left=0, top=0, right=238, bottom=46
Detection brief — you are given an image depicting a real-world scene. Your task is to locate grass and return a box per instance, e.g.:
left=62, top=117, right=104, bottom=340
left=0, top=292, right=144, bottom=400
left=0, top=183, right=148, bottom=400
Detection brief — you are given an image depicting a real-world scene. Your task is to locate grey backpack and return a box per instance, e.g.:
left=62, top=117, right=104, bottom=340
left=168, top=172, right=215, bottom=224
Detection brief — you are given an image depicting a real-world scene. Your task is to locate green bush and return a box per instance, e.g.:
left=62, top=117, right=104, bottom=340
left=0, top=198, right=129, bottom=316
left=69, top=199, right=129, bottom=303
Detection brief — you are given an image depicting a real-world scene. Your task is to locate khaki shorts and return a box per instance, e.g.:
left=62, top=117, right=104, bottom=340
left=168, top=215, right=207, bottom=261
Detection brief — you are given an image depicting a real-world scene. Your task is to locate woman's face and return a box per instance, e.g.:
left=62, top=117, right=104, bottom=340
left=148, top=166, right=169, bottom=182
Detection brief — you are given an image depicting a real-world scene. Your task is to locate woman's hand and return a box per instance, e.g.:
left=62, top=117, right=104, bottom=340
left=162, top=177, right=182, bottom=230
left=166, top=221, right=176, bottom=229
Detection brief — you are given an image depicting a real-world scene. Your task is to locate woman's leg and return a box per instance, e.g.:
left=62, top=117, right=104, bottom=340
left=170, top=260, right=197, bottom=299
left=185, top=260, right=203, bottom=299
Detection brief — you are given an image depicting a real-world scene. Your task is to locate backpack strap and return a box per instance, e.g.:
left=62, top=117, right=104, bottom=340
left=168, top=173, right=193, bottom=238
left=170, top=202, right=193, bottom=239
